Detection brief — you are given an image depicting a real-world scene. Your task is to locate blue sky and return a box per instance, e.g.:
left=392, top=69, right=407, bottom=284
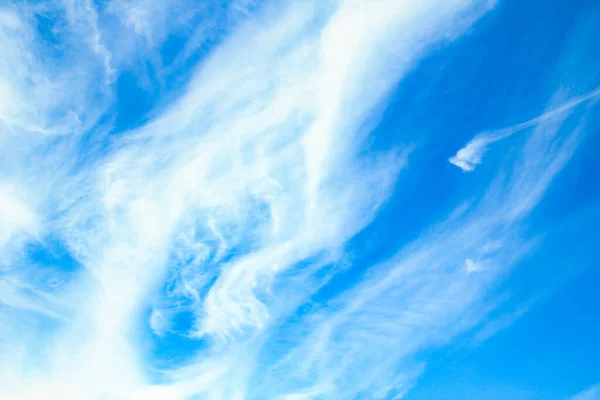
left=0, top=0, right=599, bottom=399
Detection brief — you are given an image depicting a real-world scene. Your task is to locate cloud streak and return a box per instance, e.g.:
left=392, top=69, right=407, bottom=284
left=569, top=384, right=600, bottom=400
left=449, top=87, right=600, bottom=171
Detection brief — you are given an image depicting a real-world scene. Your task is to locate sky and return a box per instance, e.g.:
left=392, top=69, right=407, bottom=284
left=0, top=0, right=599, bottom=399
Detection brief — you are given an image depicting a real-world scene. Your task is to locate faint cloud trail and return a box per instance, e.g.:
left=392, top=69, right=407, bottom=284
left=450, top=87, right=600, bottom=171
left=569, top=384, right=600, bottom=400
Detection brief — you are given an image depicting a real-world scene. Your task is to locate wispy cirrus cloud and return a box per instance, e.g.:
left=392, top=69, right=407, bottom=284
left=569, top=384, right=600, bottom=400
left=449, top=87, right=600, bottom=172
left=0, top=1, right=114, bottom=136
left=0, top=0, right=596, bottom=399
left=258, top=90, right=592, bottom=398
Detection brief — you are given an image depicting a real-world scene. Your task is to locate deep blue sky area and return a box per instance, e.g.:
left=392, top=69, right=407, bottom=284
left=349, top=0, right=600, bottom=398
left=403, top=0, right=600, bottom=397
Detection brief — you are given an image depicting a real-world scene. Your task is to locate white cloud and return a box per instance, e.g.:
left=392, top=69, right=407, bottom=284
left=1, top=0, right=493, bottom=397
left=0, top=2, right=112, bottom=136
left=450, top=87, right=600, bottom=171
left=464, top=257, right=483, bottom=273
left=0, top=0, right=595, bottom=399
left=258, top=90, right=592, bottom=398
left=0, top=185, right=39, bottom=268
left=0, top=187, right=38, bottom=244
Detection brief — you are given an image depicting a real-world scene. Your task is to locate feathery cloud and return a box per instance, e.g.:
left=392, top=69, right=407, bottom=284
left=0, top=0, right=596, bottom=399
left=450, top=88, right=600, bottom=171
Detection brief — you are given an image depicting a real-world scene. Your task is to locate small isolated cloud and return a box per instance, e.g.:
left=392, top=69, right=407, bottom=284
left=464, top=257, right=483, bottom=273
left=450, top=88, right=600, bottom=171
left=450, top=134, right=496, bottom=171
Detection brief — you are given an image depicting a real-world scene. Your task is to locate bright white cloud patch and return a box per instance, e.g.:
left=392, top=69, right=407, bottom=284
left=0, top=0, right=596, bottom=399
left=0, top=187, right=37, bottom=243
